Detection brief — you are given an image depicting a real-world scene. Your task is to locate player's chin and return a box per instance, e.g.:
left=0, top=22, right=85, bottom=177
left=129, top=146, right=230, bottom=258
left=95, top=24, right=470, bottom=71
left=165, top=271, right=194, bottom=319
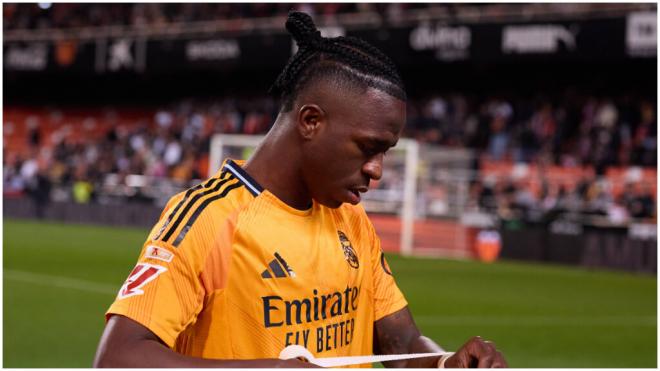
left=345, top=188, right=362, bottom=205
left=323, top=198, right=345, bottom=209
left=316, top=193, right=349, bottom=209
left=338, top=188, right=362, bottom=206
left=316, top=188, right=361, bottom=208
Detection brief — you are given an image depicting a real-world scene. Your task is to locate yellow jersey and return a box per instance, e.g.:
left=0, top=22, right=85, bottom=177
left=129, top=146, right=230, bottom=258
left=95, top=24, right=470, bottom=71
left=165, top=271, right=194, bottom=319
left=107, top=159, right=407, bottom=366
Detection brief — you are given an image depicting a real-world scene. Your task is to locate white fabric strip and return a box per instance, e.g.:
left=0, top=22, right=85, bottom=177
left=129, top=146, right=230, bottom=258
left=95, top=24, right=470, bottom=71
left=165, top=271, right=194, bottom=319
left=224, top=162, right=262, bottom=195
left=279, top=345, right=451, bottom=367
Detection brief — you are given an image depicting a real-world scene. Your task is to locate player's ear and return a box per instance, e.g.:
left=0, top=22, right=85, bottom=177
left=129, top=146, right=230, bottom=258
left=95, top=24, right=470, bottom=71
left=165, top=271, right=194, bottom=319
left=297, top=104, right=326, bottom=140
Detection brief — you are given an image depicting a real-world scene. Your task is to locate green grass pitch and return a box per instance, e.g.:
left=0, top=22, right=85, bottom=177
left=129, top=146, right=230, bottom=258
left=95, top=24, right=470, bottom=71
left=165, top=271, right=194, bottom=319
left=3, top=218, right=657, bottom=367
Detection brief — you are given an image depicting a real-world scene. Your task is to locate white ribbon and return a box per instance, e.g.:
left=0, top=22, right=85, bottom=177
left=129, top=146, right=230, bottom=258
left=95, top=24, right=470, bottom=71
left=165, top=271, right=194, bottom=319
left=279, top=344, right=451, bottom=367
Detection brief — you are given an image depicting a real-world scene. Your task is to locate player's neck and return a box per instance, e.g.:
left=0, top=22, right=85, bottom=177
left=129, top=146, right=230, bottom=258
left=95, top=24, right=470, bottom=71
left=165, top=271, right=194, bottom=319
left=243, top=124, right=313, bottom=211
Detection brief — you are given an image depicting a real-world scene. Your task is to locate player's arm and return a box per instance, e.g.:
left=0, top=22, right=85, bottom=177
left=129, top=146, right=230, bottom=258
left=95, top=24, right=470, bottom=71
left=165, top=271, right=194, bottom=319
left=94, top=315, right=316, bottom=368
left=373, top=306, right=507, bottom=368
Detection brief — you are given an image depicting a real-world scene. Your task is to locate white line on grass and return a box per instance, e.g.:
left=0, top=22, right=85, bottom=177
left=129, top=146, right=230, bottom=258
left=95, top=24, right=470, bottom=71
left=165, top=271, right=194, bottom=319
left=5, top=269, right=118, bottom=295
left=415, top=315, right=656, bottom=327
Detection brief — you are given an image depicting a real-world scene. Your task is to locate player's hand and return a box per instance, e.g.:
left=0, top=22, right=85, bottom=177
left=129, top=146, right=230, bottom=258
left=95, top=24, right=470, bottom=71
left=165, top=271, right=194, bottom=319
left=444, top=336, right=507, bottom=368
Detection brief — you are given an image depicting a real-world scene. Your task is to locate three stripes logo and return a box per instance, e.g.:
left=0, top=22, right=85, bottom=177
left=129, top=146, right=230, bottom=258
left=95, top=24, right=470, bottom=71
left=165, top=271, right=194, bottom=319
left=261, top=252, right=296, bottom=279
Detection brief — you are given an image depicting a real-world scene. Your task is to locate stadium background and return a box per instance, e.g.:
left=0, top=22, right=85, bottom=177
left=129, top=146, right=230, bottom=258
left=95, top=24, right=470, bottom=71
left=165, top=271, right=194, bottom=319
left=3, top=2, right=657, bottom=367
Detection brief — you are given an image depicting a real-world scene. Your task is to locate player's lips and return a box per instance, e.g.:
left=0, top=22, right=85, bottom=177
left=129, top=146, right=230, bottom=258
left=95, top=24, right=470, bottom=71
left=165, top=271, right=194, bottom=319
left=347, top=186, right=369, bottom=205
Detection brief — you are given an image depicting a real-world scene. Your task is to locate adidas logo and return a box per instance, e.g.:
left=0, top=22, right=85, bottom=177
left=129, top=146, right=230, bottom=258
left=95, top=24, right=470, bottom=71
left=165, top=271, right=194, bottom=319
left=261, top=252, right=296, bottom=279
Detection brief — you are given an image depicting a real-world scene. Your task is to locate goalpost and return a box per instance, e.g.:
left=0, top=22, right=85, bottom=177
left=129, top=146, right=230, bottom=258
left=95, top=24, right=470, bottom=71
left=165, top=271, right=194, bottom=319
left=209, top=134, right=419, bottom=256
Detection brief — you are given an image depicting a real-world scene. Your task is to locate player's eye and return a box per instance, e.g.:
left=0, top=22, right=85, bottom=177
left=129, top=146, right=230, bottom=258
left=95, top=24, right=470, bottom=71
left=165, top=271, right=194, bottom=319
left=358, top=139, right=392, bottom=159
left=358, top=143, right=378, bottom=157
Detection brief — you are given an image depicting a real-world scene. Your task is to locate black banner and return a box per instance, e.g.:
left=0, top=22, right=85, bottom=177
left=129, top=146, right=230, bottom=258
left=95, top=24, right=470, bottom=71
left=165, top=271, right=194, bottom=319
left=4, top=12, right=655, bottom=76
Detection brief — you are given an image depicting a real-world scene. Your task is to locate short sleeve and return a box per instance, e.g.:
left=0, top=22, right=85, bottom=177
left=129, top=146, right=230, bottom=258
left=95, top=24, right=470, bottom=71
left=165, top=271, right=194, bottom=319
left=106, top=196, right=206, bottom=348
left=367, top=219, right=408, bottom=321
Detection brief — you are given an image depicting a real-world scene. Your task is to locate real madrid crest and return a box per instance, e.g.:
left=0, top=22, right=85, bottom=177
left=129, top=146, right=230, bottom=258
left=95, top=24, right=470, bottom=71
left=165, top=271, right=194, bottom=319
left=338, top=231, right=359, bottom=269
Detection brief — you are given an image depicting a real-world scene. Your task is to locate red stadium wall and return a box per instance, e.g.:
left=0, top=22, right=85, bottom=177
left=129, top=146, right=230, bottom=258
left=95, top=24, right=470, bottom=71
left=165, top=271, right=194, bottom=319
left=369, top=214, right=479, bottom=259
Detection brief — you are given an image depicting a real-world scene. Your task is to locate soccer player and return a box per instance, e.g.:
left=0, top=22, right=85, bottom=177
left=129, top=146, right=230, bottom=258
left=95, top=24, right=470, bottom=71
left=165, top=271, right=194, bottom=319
left=94, top=11, right=507, bottom=368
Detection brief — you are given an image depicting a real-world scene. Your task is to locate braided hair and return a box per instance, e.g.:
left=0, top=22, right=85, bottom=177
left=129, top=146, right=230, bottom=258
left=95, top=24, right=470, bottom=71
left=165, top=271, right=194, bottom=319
left=271, top=11, right=406, bottom=112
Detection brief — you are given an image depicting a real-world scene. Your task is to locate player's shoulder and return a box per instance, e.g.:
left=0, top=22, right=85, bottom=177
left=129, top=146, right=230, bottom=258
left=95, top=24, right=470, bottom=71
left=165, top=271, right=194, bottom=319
left=150, top=159, right=263, bottom=247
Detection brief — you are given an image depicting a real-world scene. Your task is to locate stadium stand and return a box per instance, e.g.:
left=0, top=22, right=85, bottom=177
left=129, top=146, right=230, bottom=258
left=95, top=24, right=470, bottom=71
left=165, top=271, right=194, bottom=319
left=4, top=91, right=656, bottom=220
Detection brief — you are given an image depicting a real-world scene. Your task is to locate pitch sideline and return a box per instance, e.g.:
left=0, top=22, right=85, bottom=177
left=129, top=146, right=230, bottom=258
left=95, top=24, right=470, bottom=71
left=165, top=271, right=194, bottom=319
left=5, top=268, right=118, bottom=295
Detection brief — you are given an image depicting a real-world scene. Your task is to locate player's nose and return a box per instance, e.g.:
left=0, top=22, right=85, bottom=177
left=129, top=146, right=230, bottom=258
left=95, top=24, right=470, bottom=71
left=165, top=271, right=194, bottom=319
left=362, top=153, right=383, bottom=181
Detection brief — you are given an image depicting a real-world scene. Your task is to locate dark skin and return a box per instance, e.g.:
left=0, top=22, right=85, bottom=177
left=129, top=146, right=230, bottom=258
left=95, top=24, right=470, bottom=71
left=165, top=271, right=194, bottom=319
left=94, top=78, right=507, bottom=368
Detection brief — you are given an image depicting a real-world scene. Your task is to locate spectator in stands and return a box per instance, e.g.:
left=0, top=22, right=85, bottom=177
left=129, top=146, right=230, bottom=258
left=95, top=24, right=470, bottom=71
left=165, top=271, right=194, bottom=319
left=632, top=101, right=657, bottom=167
left=486, top=99, right=513, bottom=161
left=607, top=196, right=630, bottom=224
left=25, top=156, right=52, bottom=218
left=628, top=183, right=656, bottom=219
left=72, top=172, right=94, bottom=204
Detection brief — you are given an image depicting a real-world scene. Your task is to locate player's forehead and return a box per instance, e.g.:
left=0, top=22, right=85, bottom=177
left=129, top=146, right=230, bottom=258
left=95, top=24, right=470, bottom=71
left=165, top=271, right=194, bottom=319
left=350, top=87, right=405, bottom=137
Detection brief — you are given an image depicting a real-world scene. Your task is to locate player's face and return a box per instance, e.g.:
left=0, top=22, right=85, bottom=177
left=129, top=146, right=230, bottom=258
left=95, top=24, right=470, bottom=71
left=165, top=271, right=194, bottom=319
left=302, top=87, right=406, bottom=208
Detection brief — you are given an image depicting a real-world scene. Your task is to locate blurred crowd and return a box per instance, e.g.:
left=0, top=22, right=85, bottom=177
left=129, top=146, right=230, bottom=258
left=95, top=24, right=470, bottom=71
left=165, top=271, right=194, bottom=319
left=4, top=3, right=652, bottom=31
left=4, top=97, right=277, bottom=204
left=3, top=90, right=657, bottom=222
left=469, top=174, right=656, bottom=225
left=409, top=91, right=657, bottom=170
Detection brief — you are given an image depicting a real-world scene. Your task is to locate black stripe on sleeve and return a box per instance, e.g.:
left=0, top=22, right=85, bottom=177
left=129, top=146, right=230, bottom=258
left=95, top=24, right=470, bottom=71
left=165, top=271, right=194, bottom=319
left=171, top=181, right=244, bottom=247
left=160, top=174, right=235, bottom=244
left=154, top=170, right=229, bottom=240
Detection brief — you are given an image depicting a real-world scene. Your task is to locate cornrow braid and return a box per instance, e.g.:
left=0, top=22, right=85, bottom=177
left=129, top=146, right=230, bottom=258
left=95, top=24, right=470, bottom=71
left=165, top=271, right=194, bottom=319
left=339, top=36, right=404, bottom=84
left=271, top=11, right=406, bottom=112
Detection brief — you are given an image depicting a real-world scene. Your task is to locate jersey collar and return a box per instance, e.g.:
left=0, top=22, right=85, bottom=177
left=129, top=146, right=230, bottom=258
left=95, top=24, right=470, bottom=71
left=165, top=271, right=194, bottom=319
left=222, top=159, right=264, bottom=197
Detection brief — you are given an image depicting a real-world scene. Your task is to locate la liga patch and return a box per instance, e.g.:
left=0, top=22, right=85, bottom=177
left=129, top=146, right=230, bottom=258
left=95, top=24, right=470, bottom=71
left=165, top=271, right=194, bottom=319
left=145, top=245, right=174, bottom=262
left=118, top=263, right=167, bottom=299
